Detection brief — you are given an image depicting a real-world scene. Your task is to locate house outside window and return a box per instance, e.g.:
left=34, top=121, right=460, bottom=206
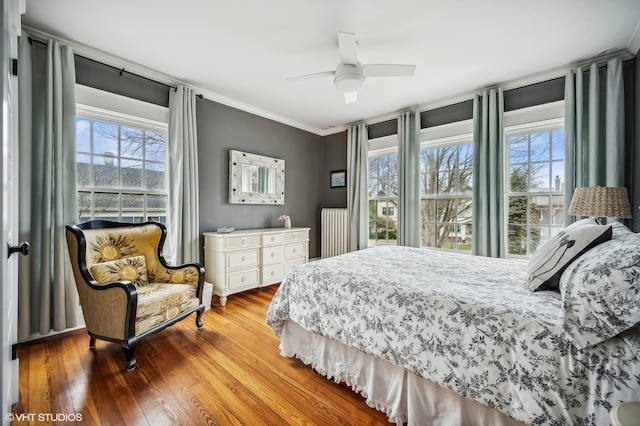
left=420, top=135, right=473, bottom=252
left=368, top=147, right=398, bottom=245
left=505, top=118, right=565, bottom=256
left=75, top=103, right=168, bottom=226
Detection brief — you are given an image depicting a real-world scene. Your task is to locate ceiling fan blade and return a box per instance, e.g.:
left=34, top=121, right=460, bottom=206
left=338, top=32, right=358, bottom=65
left=344, top=91, right=357, bottom=104
left=287, top=71, right=335, bottom=82
left=363, top=64, right=416, bottom=77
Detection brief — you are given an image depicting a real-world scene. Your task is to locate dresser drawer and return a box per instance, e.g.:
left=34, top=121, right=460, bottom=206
left=227, top=269, right=259, bottom=290
left=262, top=264, right=284, bottom=284
left=283, top=230, right=308, bottom=242
left=225, top=235, right=261, bottom=249
left=261, top=245, right=284, bottom=264
left=262, top=233, right=285, bottom=246
left=227, top=249, right=259, bottom=269
left=284, top=242, right=306, bottom=259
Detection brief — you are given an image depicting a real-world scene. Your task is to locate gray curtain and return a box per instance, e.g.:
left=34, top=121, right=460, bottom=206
left=564, top=57, right=625, bottom=225
left=17, top=33, right=79, bottom=340
left=472, top=89, right=505, bottom=258
left=397, top=111, right=421, bottom=247
left=168, top=86, right=200, bottom=264
left=347, top=123, right=369, bottom=252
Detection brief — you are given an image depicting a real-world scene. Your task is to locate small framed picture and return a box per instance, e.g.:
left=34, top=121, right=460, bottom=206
left=330, top=170, right=346, bottom=188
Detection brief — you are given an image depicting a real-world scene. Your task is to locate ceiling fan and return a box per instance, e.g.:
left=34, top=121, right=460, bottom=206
left=288, top=32, right=416, bottom=104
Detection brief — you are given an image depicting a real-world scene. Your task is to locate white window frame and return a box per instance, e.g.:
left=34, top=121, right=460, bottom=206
left=368, top=137, right=399, bottom=245
left=503, top=101, right=565, bottom=258
left=75, top=84, right=170, bottom=225
left=419, top=129, right=473, bottom=253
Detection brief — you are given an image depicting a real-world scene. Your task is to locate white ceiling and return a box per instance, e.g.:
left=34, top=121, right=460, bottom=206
left=21, top=0, right=640, bottom=136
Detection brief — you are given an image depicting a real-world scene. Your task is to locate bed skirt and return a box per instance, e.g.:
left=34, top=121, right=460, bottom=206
left=280, top=320, right=527, bottom=426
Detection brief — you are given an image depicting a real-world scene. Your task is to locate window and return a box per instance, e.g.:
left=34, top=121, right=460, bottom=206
left=420, top=136, right=473, bottom=252
left=368, top=148, right=398, bottom=244
left=505, top=119, right=565, bottom=256
left=75, top=108, right=168, bottom=225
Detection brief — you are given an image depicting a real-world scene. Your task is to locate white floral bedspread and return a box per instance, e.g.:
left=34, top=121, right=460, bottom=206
left=266, top=245, right=640, bottom=425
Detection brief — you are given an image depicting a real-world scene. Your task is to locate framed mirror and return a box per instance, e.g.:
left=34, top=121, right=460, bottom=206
left=229, top=150, right=285, bottom=204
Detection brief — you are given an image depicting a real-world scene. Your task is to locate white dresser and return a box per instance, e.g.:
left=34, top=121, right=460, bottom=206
left=203, top=227, right=310, bottom=306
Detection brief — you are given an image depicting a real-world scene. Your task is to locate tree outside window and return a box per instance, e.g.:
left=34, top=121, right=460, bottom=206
left=420, top=141, right=473, bottom=252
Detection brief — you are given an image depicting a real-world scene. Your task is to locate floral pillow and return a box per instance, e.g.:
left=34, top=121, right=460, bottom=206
left=558, top=232, right=640, bottom=349
left=526, top=218, right=612, bottom=292
left=90, top=255, right=149, bottom=287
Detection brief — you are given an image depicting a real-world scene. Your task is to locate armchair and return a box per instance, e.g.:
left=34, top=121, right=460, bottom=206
left=65, top=220, right=205, bottom=371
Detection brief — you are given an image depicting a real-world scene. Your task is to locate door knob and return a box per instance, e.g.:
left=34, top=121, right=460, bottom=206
left=8, top=241, right=29, bottom=258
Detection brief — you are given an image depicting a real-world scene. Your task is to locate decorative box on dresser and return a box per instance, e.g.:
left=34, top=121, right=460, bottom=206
left=203, top=227, right=310, bottom=306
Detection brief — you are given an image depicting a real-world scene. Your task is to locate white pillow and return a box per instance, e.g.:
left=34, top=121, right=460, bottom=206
left=526, top=218, right=612, bottom=292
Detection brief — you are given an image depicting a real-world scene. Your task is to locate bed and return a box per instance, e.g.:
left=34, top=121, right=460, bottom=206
left=266, top=221, right=640, bottom=425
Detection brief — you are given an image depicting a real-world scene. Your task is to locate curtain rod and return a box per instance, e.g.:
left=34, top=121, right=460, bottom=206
left=27, top=35, right=178, bottom=92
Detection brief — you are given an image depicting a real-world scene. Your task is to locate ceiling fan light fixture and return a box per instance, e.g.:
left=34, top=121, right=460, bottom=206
left=334, top=63, right=365, bottom=92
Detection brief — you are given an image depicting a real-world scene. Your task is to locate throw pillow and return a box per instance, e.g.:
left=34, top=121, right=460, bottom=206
left=90, top=255, right=149, bottom=287
left=526, top=218, right=612, bottom=292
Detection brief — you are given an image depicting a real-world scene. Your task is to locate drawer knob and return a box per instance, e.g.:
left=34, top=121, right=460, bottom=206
left=241, top=238, right=247, bottom=245
left=271, top=252, right=276, bottom=257
left=292, top=248, right=297, bottom=253
left=271, top=236, right=276, bottom=241
left=271, top=271, right=276, bottom=276
left=241, top=256, right=246, bottom=261
left=292, top=234, right=297, bottom=239
left=241, top=276, right=246, bottom=282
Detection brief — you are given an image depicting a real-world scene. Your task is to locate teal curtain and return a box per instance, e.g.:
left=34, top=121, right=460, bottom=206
left=472, top=89, right=504, bottom=258
left=564, top=57, right=625, bottom=225
left=347, top=123, right=369, bottom=251
left=168, top=86, right=200, bottom=263
left=17, top=33, right=79, bottom=340
left=397, top=111, right=421, bottom=247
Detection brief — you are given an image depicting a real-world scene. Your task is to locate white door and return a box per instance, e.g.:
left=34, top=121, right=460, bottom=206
left=1, top=0, right=23, bottom=423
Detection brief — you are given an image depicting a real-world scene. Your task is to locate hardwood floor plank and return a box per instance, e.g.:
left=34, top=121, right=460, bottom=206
left=12, top=285, right=390, bottom=425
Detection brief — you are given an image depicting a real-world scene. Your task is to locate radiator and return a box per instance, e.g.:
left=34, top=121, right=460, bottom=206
left=321, top=208, right=349, bottom=258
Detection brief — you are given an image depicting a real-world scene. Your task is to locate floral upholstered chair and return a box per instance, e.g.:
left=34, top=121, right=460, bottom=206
left=65, top=220, right=205, bottom=371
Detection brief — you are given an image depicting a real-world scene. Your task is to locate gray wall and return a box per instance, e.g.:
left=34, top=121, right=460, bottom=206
left=321, top=131, right=347, bottom=208
left=197, top=99, right=324, bottom=259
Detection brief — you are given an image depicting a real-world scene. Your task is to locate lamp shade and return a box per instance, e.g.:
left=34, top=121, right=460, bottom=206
left=567, top=186, right=632, bottom=218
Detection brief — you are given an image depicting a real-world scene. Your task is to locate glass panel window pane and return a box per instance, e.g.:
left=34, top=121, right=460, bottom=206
left=78, top=191, right=92, bottom=220
left=510, top=165, right=528, bottom=192
left=121, top=160, right=144, bottom=189
left=76, top=118, right=91, bottom=153
left=507, top=225, right=527, bottom=256
left=93, top=155, right=119, bottom=188
left=529, top=163, right=550, bottom=191
left=509, top=134, right=529, bottom=164
left=93, top=121, right=119, bottom=156
left=508, top=196, right=528, bottom=224
left=146, top=131, right=166, bottom=162
left=120, top=127, right=144, bottom=160
left=146, top=194, right=167, bottom=220
left=146, top=163, right=165, bottom=190
left=94, top=193, right=120, bottom=218
left=530, top=132, right=550, bottom=161
left=551, top=129, right=564, bottom=160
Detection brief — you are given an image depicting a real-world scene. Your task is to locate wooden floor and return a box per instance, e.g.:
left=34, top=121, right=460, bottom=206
left=12, top=285, right=390, bottom=425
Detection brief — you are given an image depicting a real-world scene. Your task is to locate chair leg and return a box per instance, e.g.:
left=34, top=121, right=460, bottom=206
left=123, top=346, right=137, bottom=371
left=195, top=308, right=204, bottom=329
left=89, top=336, right=96, bottom=349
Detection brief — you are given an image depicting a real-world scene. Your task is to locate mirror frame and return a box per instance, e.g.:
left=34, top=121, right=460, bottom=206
left=229, top=150, right=285, bottom=204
